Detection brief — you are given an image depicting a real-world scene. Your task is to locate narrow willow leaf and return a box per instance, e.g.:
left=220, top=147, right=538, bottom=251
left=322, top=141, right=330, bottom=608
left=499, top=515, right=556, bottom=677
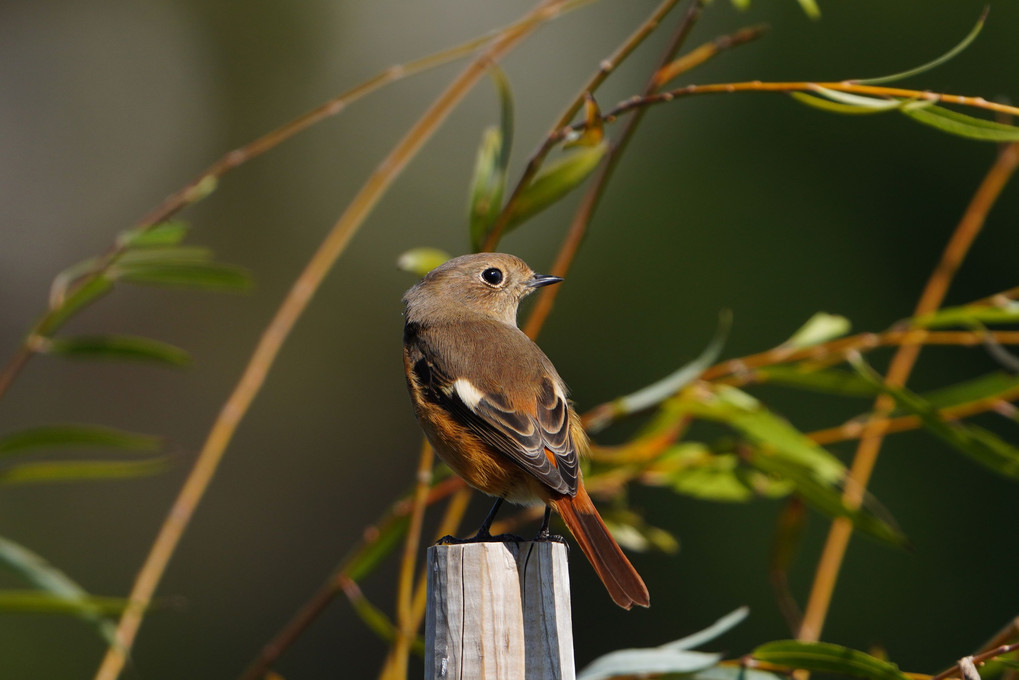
left=590, top=311, right=731, bottom=433
left=114, top=261, right=252, bottom=292
left=856, top=7, right=988, bottom=85
left=346, top=515, right=410, bottom=583
left=503, top=142, right=607, bottom=231
left=850, top=357, right=1019, bottom=480
left=920, top=372, right=1019, bottom=411
left=784, top=312, right=851, bottom=348
left=0, top=458, right=170, bottom=484
left=603, top=510, right=679, bottom=554
left=756, top=366, right=879, bottom=398
left=396, top=248, right=452, bottom=276
left=0, top=591, right=129, bottom=616
left=0, top=536, right=116, bottom=640
left=468, top=127, right=507, bottom=250
left=116, top=220, right=190, bottom=248
left=810, top=87, right=906, bottom=109
left=675, top=386, right=906, bottom=545
left=664, top=607, right=749, bottom=651
left=748, top=449, right=906, bottom=546
left=753, top=640, right=910, bottom=680
left=790, top=92, right=901, bottom=116
left=45, top=275, right=114, bottom=331
left=689, top=666, right=788, bottom=680
left=913, top=300, right=1019, bottom=328
left=0, top=424, right=160, bottom=457
left=578, top=647, right=720, bottom=680
left=45, top=335, right=191, bottom=367
left=116, top=246, right=212, bottom=265
left=49, top=257, right=102, bottom=310
left=902, top=104, right=1019, bottom=142
left=682, top=385, right=846, bottom=483
left=796, top=0, right=820, bottom=19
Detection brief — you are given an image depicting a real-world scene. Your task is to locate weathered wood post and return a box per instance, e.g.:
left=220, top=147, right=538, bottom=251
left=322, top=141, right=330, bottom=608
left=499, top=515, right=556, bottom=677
left=425, top=541, right=575, bottom=680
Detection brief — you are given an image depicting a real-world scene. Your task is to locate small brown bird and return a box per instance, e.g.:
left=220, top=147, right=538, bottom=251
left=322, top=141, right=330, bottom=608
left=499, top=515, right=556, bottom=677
left=402, top=252, right=649, bottom=609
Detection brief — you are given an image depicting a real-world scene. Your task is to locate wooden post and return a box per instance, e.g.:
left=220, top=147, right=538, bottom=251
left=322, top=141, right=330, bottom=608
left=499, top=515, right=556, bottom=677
left=425, top=541, right=575, bottom=680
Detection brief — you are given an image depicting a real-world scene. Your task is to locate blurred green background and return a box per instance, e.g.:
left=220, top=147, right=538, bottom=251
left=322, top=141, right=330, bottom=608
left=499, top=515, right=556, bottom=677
left=1, top=0, right=1017, bottom=677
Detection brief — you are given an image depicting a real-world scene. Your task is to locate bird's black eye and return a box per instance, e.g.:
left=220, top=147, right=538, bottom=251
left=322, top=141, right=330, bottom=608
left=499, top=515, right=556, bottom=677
left=481, top=267, right=504, bottom=286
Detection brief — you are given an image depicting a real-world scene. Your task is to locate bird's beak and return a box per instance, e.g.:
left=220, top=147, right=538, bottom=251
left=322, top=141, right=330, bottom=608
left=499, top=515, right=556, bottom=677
left=528, top=273, right=564, bottom=289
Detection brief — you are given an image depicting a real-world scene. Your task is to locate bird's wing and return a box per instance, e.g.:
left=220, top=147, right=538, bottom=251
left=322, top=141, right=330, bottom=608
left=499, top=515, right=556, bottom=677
left=406, top=324, right=578, bottom=496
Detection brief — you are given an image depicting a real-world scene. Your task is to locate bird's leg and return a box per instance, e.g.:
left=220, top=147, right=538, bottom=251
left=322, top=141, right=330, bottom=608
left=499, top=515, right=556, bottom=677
left=436, top=497, right=524, bottom=544
left=534, top=504, right=566, bottom=544
left=475, top=497, right=504, bottom=540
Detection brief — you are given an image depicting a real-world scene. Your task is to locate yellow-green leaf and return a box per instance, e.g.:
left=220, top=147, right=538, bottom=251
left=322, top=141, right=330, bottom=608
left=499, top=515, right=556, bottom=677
left=396, top=248, right=451, bottom=277
left=753, top=641, right=910, bottom=680
left=45, top=335, right=191, bottom=367
left=0, top=424, right=161, bottom=458
left=503, top=142, right=607, bottom=231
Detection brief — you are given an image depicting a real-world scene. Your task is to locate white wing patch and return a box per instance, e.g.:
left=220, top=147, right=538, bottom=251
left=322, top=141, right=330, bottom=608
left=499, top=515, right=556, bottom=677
left=452, top=378, right=486, bottom=412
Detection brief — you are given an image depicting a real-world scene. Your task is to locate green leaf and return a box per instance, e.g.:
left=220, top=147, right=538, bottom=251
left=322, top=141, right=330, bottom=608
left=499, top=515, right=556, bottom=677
left=850, top=357, right=1019, bottom=480
left=468, top=127, right=508, bottom=250
left=747, top=449, right=906, bottom=546
left=113, top=261, right=252, bottom=292
left=902, top=104, right=1019, bottom=142
left=588, top=310, right=731, bottom=433
left=0, top=424, right=161, bottom=457
left=919, top=372, right=1019, bottom=411
left=856, top=7, right=987, bottom=85
left=664, top=606, right=749, bottom=651
left=469, top=65, right=514, bottom=250
left=44, top=335, right=191, bottom=367
left=579, top=608, right=748, bottom=680
left=784, top=312, right=851, bottom=348
left=116, top=246, right=213, bottom=265
left=689, top=666, right=788, bottom=680
left=503, top=142, right=607, bottom=231
left=676, top=386, right=906, bottom=546
left=790, top=92, right=901, bottom=116
left=0, top=535, right=116, bottom=640
left=753, top=640, right=910, bottom=680
left=116, top=220, right=190, bottom=248
left=756, top=366, right=879, bottom=398
left=795, top=0, right=820, bottom=19
left=396, top=248, right=452, bottom=277
left=0, top=591, right=130, bottom=616
left=913, top=300, right=1019, bottom=328
left=682, top=385, right=846, bottom=482
left=0, top=457, right=170, bottom=484
left=578, top=646, right=720, bottom=680
left=603, top=510, right=679, bottom=554
left=45, top=275, right=114, bottom=332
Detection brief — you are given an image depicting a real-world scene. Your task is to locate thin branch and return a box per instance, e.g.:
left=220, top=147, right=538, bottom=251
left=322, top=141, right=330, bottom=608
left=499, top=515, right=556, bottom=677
left=480, top=0, right=688, bottom=252
left=797, top=141, right=1019, bottom=644
left=381, top=440, right=434, bottom=680
left=523, top=0, right=716, bottom=338
left=92, top=3, right=574, bottom=678
left=539, top=80, right=1019, bottom=147
left=931, top=643, right=1019, bottom=680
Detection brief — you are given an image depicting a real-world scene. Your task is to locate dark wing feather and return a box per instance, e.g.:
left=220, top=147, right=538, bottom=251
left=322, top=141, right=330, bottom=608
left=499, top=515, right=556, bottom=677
left=407, top=322, right=578, bottom=496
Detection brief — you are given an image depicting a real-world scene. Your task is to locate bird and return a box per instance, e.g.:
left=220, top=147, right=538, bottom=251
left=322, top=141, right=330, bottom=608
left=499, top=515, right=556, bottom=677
left=402, top=252, right=649, bottom=609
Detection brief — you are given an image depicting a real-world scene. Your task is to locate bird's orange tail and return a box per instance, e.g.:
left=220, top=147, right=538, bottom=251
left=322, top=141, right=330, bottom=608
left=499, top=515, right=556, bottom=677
left=550, top=485, right=650, bottom=609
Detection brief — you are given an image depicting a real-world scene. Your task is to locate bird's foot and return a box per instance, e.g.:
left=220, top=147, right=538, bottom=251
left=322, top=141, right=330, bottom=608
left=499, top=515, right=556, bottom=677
left=435, top=531, right=526, bottom=545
